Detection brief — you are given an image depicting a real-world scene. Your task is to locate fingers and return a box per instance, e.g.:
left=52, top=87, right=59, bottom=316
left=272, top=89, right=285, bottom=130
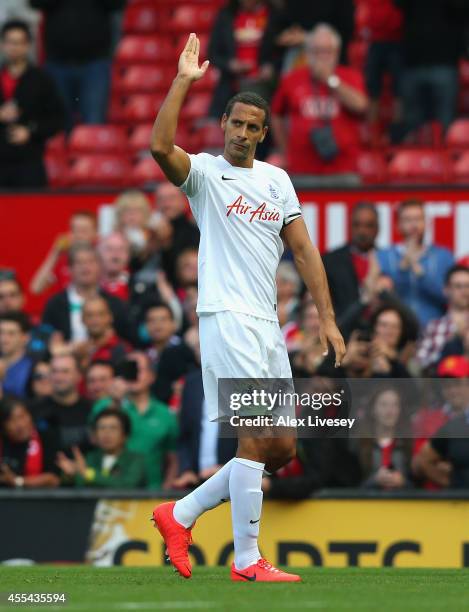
left=195, top=35, right=200, bottom=58
left=332, top=336, right=346, bottom=368
left=200, top=59, right=210, bottom=74
left=184, top=32, right=195, bottom=54
left=319, top=330, right=328, bottom=356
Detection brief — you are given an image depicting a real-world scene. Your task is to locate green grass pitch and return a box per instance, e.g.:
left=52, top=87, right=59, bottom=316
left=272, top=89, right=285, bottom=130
left=1, top=567, right=468, bottom=612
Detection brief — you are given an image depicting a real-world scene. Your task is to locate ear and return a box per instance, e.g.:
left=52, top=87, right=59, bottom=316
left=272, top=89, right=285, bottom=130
left=259, top=125, right=268, bottom=143
left=221, top=113, right=228, bottom=131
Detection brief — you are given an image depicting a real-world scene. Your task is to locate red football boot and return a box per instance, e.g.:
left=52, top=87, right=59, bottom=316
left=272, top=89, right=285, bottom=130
left=231, top=558, right=301, bottom=582
left=152, top=502, right=194, bottom=578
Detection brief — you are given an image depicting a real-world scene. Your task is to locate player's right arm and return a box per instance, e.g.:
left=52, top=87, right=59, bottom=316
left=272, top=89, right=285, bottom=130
left=150, top=33, right=209, bottom=186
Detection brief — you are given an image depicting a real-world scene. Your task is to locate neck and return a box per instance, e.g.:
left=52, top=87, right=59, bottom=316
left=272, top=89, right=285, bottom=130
left=152, top=338, right=169, bottom=352
left=74, top=284, right=98, bottom=299
left=53, top=390, right=79, bottom=406
left=103, top=445, right=124, bottom=457
left=375, top=424, right=394, bottom=439
left=6, top=60, right=27, bottom=77
left=92, top=328, right=114, bottom=347
left=130, top=391, right=150, bottom=412
left=223, top=152, right=254, bottom=169
left=103, top=270, right=123, bottom=282
left=3, top=348, right=25, bottom=366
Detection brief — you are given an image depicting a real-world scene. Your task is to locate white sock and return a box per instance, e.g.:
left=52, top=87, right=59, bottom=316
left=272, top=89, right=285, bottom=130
left=229, top=457, right=264, bottom=570
left=173, top=459, right=234, bottom=528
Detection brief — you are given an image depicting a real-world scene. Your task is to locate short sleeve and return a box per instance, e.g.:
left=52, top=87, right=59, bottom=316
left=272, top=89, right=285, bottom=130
left=179, top=153, right=207, bottom=198
left=282, top=173, right=302, bottom=226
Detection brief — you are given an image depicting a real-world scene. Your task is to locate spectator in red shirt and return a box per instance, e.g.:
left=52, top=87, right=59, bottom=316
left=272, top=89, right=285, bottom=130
left=0, top=19, right=64, bottom=187
left=271, top=24, right=368, bottom=181
left=363, top=0, right=403, bottom=132
left=208, top=0, right=276, bottom=117
left=98, top=232, right=131, bottom=302
left=74, top=296, right=131, bottom=370
left=30, top=211, right=97, bottom=296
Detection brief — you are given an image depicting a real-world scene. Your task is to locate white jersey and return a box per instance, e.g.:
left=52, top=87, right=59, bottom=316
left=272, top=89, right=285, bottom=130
left=179, top=153, right=302, bottom=321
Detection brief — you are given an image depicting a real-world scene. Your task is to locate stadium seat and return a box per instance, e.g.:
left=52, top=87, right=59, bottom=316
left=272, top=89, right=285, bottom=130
left=451, top=151, right=469, bottom=184
left=45, top=155, right=70, bottom=188
left=122, top=3, right=167, bottom=34
left=69, top=125, right=128, bottom=155
left=45, top=132, right=67, bottom=156
left=191, top=66, right=219, bottom=92
left=357, top=151, right=388, bottom=184
left=387, top=150, right=449, bottom=184
left=122, top=94, right=166, bottom=123
left=114, top=66, right=172, bottom=94
left=129, top=124, right=153, bottom=155
left=69, top=155, right=133, bottom=188
left=180, top=92, right=211, bottom=121
left=264, top=153, right=286, bottom=169
left=132, top=156, right=166, bottom=186
left=446, top=119, right=469, bottom=150
left=198, top=122, right=225, bottom=149
left=169, top=5, right=217, bottom=33
left=460, top=59, right=469, bottom=87
left=115, top=35, right=173, bottom=65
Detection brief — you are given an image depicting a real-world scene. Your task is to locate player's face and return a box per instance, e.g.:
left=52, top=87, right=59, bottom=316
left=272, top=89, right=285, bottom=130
left=221, top=103, right=268, bottom=165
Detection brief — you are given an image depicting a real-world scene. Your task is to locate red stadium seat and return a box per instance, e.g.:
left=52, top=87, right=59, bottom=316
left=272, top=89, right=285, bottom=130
left=122, top=4, right=168, bottom=34
left=446, top=119, right=469, bottom=150
left=45, top=132, right=67, bottom=156
left=132, top=156, right=166, bottom=185
left=460, top=59, right=469, bottom=87
left=191, top=66, right=219, bottom=92
left=180, top=92, right=211, bottom=121
left=69, top=155, right=133, bottom=188
left=45, top=155, right=70, bottom=188
left=451, top=152, right=469, bottom=184
left=114, top=66, right=172, bottom=94
left=129, top=124, right=153, bottom=155
left=122, top=94, right=165, bottom=123
left=357, top=151, right=388, bottom=184
left=387, top=149, right=449, bottom=184
left=169, top=5, right=217, bottom=33
left=115, top=35, right=173, bottom=65
left=264, top=153, right=286, bottom=169
left=197, top=122, right=224, bottom=149
left=69, top=125, right=128, bottom=155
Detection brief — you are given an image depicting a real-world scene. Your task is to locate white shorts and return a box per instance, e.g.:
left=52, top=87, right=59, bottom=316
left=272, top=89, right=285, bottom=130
left=199, top=310, right=293, bottom=421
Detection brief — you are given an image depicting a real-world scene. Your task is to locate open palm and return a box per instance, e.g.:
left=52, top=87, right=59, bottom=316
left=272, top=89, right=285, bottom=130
left=178, top=33, right=209, bottom=81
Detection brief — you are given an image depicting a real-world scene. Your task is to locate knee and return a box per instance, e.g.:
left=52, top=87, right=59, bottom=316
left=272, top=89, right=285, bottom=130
left=265, top=438, right=296, bottom=473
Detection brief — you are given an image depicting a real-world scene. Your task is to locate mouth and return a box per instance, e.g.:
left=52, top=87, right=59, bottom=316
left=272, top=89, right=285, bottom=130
left=232, top=142, right=248, bottom=151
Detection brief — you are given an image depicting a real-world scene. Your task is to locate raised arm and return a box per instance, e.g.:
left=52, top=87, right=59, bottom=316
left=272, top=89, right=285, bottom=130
left=281, top=218, right=346, bottom=366
left=150, top=33, right=209, bottom=186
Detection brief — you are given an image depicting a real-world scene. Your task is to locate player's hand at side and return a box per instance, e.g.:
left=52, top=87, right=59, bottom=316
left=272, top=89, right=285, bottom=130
left=178, top=33, right=209, bottom=82
left=319, top=318, right=346, bottom=368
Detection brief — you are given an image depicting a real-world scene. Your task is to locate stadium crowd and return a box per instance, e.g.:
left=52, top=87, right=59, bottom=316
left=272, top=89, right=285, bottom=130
left=1, top=1, right=469, bottom=497
left=1, top=190, right=469, bottom=495
left=0, top=0, right=469, bottom=187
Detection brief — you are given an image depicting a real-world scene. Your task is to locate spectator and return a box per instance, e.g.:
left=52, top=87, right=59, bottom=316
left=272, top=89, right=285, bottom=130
left=271, top=24, right=368, bottom=182
left=30, top=360, right=52, bottom=400
left=145, top=303, right=180, bottom=368
left=395, top=0, right=469, bottom=137
left=417, top=265, right=469, bottom=372
left=276, top=261, right=301, bottom=327
left=98, top=232, right=131, bottom=302
left=114, top=190, right=152, bottom=265
left=90, top=352, right=179, bottom=490
left=0, top=19, right=64, bottom=187
left=85, top=360, right=115, bottom=402
left=357, top=386, right=412, bottom=489
left=173, top=362, right=237, bottom=489
left=174, top=248, right=198, bottom=299
left=323, top=202, right=379, bottom=319
left=364, top=0, right=403, bottom=134
left=288, top=301, right=325, bottom=376
left=30, top=0, right=126, bottom=130
left=208, top=0, right=275, bottom=118
left=30, top=354, right=91, bottom=453
left=0, top=396, right=60, bottom=488
left=367, top=305, right=412, bottom=377
left=260, top=0, right=355, bottom=72
left=0, top=312, right=33, bottom=398
left=377, top=200, right=454, bottom=328
left=42, top=243, right=130, bottom=343
left=154, top=182, right=199, bottom=287
left=440, top=324, right=469, bottom=364
left=0, top=276, right=55, bottom=360
left=414, top=360, right=469, bottom=488
left=56, top=408, right=147, bottom=489
left=74, top=296, right=131, bottom=369
left=30, top=211, right=97, bottom=296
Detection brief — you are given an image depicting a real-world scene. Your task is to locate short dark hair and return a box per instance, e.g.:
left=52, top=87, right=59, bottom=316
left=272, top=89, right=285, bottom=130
left=445, top=264, right=469, bottom=285
left=145, top=301, right=174, bottom=321
left=71, top=210, right=97, bottom=224
left=224, top=92, right=270, bottom=127
left=0, top=395, right=29, bottom=433
left=0, top=277, right=23, bottom=293
left=397, top=199, right=424, bottom=218
left=1, top=20, right=32, bottom=41
left=351, top=201, right=378, bottom=221
left=68, top=242, right=98, bottom=267
left=93, top=407, right=131, bottom=437
left=0, top=311, right=31, bottom=333
left=87, top=360, right=115, bottom=375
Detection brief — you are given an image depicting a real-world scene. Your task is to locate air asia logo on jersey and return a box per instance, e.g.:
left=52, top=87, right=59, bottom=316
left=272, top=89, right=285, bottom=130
left=226, top=195, right=280, bottom=223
